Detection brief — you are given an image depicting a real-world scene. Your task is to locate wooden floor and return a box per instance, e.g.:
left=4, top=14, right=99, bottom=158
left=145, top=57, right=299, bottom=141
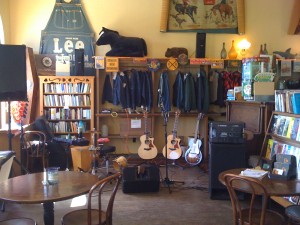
left=0, top=154, right=287, bottom=225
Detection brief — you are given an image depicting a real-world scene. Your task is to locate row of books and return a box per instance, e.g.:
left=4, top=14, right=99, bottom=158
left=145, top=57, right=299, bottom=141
left=49, top=121, right=87, bottom=133
left=270, top=115, right=300, bottom=141
left=275, top=89, right=300, bottom=114
left=44, top=94, right=91, bottom=107
left=265, top=139, right=300, bottom=170
left=44, top=108, right=91, bottom=120
left=44, top=83, right=91, bottom=93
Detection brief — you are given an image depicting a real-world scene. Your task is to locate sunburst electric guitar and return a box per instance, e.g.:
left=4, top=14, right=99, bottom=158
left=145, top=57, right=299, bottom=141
left=138, top=111, right=158, bottom=160
left=163, top=111, right=182, bottom=160
left=185, top=113, right=204, bottom=166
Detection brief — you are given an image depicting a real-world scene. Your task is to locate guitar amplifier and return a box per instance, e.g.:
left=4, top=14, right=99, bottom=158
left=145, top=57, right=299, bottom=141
left=122, top=165, right=160, bottom=193
left=209, top=121, right=245, bottom=144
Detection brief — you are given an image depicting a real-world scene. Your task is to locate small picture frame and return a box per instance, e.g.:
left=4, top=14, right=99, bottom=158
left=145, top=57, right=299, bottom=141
left=281, top=60, right=292, bottom=77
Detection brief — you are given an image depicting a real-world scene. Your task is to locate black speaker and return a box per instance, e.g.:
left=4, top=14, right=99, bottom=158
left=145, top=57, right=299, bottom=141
left=0, top=44, right=27, bottom=101
left=196, top=33, right=206, bottom=58
left=122, top=165, right=160, bottom=193
left=209, top=142, right=246, bottom=200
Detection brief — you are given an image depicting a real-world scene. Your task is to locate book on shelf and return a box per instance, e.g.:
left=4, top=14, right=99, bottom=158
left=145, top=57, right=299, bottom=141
left=286, top=117, right=295, bottom=139
left=291, top=118, right=300, bottom=140
left=282, top=117, right=291, bottom=137
left=265, top=139, right=274, bottom=159
left=274, top=90, right=300, bottom=113
left=291, top=92, right=300, bottom=114
left=276, top=116, right=286, bottom=136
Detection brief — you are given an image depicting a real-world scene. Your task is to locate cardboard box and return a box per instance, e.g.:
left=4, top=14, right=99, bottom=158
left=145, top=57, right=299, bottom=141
left=254, top=82, right=275, bottom=102
left=71, top=146, right=92, bottom=172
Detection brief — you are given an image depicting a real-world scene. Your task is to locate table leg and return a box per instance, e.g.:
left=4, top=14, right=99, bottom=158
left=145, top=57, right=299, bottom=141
left=43, top=202, right=54, bottom=225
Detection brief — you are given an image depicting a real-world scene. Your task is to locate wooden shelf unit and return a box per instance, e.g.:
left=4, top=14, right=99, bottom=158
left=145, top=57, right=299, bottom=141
left=259, top=110, right=300, bottom=207
left=39, top=76, right=95, bottom=138
left=94, top=57, right=241, bottom=171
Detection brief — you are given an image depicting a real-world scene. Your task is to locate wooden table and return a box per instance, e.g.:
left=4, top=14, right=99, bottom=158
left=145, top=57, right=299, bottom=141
left=0, top=171, right=98, bottom=225
left=218, top=168, right=300, bottom=206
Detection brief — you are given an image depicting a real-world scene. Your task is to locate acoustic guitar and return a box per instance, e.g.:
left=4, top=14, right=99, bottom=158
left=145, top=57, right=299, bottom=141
left=185, top=113, right=204, bottom=166
left=138, top=110, right=158, bottom=160
left=163, top=111, right=182, bottom=160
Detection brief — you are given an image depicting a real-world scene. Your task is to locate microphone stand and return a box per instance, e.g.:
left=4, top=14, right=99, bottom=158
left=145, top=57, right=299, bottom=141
left=159, top=91, right=184, bottom=194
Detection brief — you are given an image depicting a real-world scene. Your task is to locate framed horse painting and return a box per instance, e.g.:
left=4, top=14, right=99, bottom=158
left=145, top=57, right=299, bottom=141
left=160, top=0, right=245, bottom=34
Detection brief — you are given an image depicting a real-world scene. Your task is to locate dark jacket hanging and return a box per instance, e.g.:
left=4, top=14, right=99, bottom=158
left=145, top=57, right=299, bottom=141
left=102, top=74, right=113, bottom=104
left=183, top=73, right=197, bottom=112
left=157, top=71, right=171, bottom=112
left=196, top=70, right=209, bottom=113
left=173, top=71, right=185, bottom=111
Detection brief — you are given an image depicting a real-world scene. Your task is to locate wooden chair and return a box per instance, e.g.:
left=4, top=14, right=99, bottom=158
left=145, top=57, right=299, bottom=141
left=0, top=217, right=37, bottom=225
left=61, top=172, right=121, bottom=225
left=21, top=130, right=48, bottom=173
left=224, top=173, right=286, bottom=225
left=285, top=205, right=300, bottom=224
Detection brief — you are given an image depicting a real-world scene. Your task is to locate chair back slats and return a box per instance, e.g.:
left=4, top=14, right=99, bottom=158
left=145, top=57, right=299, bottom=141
left=224, top=173, right=284, bottom=225
left=87, top=172, right=121, bottom=225
left=21, top=130, right=48, bottom=172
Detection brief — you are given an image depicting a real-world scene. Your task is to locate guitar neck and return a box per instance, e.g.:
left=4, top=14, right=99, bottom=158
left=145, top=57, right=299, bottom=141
left=172, top=111, right=180, bottom=138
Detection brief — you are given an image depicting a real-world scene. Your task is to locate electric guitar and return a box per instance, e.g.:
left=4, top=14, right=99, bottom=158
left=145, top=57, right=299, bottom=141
left=163, top=111, right=182, bottom=160
left=185, top=113, right=204, bottom=166
left=138, top=110, right=158, bottom=160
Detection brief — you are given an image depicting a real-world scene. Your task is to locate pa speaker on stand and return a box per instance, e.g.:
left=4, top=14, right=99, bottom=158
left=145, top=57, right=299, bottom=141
left=0, top=44, right=29, bottom=174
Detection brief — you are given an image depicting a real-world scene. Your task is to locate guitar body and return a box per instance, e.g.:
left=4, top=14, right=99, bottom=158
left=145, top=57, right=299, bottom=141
left=185, top=138, right=202, bottom=166
left=138, top=134, right=158, bottom=160
left=162, top=134, right=182, bottom=160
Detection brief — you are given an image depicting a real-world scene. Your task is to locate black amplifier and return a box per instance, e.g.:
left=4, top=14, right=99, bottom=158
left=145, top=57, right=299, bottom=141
left=122, top=165, right=160, bottom=193
left=209, top=121, right=245, bottom=144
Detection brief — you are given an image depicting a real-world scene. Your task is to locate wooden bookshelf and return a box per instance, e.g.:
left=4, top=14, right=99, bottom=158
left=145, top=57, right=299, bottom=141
left=39, top=76, right=94, bottom=138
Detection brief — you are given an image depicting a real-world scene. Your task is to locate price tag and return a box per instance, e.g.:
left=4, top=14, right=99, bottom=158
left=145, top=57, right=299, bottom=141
left=131, top=119, right=141, bottom=128
left=211, top=60, right=224, bottom=69
left=190, top=58, right=211, bottom=65
left=105, top=57, right=119, bottom=72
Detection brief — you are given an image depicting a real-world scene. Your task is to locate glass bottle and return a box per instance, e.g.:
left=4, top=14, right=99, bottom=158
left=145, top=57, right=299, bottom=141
left=263, top=43, right=268, bottom=55
left=220, top=42, right=227, bottom=59
left=259, top=44, right=263, bottom=55
left=228, top=40, right=238, bottom=59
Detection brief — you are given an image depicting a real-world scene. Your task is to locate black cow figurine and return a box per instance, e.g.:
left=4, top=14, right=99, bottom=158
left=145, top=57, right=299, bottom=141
left=96, top=27, right=147, bottom=57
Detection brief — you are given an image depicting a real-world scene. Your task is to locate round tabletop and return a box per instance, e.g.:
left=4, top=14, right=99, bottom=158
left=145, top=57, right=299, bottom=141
left=0, top=171, right=99, bottom=204
left=218, top=168, right=300, bottom=197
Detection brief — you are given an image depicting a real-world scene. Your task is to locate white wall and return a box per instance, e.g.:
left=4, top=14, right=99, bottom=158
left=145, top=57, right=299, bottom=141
left=5, top=0, right=300, bottom=59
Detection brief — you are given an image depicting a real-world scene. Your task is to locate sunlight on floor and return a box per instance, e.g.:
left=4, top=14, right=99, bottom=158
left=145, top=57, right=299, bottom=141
left=70, top=195, right=87, bottom=207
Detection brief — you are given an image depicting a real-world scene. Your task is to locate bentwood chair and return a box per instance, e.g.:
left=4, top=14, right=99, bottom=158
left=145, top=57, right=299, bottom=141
left=21, top=130, right=48, bottom=173
left=224, top=173, right=286, bottom=225
left=61, top=172, right=121, bottom=225
left=0, top=217, right=37, bottom=225
left=285, top=205, right=300, bottom=224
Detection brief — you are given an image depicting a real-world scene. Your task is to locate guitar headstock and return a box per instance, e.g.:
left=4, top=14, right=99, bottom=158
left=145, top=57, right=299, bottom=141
left=143, top=109, right=148, bottom=118
left=198, top=112, right=205, bottom=120
left=175, top=110, right=181, bottom=118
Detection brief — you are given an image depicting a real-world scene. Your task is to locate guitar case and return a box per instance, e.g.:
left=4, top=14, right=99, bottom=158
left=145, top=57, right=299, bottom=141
left=122, top=165, right=160, bottom=193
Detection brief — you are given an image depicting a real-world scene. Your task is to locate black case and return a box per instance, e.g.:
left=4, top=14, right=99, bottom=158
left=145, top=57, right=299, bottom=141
left=122, top=165, right=160, bottom=193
